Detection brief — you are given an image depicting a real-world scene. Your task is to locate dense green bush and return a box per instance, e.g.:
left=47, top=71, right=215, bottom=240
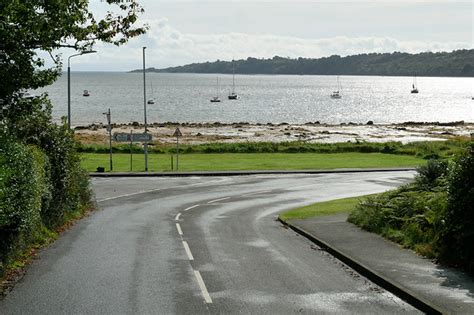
left=415, top=159, right=448, bottom=188
left=0, top=134, right=49, bottom=273
left=349, top=185, right=446, bottom=258
left=0, top=103, right=92, bottom=276
left=349, top=143, right=474, bottom=272
left=40, top=124, right=91, bottom=227
left=440, top=143, right=474, bottom=272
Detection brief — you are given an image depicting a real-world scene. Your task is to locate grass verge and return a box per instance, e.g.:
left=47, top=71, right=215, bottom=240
left=77, top=138, right=469, bottom=160
left=279, top=194, right=379, bottom=221
left=81, top=152, right=424, bottom=172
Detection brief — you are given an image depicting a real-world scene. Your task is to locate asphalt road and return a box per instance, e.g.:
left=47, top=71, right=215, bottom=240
left=0, top=172, right=422, bottom=314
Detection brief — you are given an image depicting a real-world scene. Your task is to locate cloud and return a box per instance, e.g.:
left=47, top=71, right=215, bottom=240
left=62, top=18, right=472, bottom=71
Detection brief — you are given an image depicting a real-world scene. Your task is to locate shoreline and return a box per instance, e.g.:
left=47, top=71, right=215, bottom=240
left=74, top=121, right=473, bottom=145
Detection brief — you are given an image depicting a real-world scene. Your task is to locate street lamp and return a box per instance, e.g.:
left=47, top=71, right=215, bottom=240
left=67, top=50, right=97, bottom=129
left=142, top=46, right=149, bottom=171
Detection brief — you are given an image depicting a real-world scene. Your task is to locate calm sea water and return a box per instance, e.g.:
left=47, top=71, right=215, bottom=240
left=40, top=72, right=474, bottom=126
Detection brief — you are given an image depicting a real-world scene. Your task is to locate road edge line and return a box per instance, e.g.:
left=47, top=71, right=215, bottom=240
left=277, top=217, right=443, bottom=315
left=90, top=168, right=416, bottom=177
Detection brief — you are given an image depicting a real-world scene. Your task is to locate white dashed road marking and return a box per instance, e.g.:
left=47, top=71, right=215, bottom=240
left=208, top=197, right=230, bottom=204
left=97, top=188, right=162, bottom=202
left=176, top=223, right=183, bottom=236
left=194, top=270, right=213, bottom=304
left=184, top=205, right=200, bottom=211
left=182, top=241, right=194, bottom=261
left=175, top=213, right=181, bottom=221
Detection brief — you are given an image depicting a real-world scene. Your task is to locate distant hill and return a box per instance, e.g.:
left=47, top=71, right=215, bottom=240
left=130, top=50, right=474, bottom=77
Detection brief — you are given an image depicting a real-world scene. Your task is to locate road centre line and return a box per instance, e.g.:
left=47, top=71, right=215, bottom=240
left=176, top=223, right=183, bottom=236
left=97, top=188, right=162, bottom=202
left=175, top=213, right=181, bottom=221
left=194, top=270, right=213, bottom=304
left=96, top=178, right=231, bottom=203
left=207, top=197, right=231, bottom=204
left=243, top=190, right=271, bottom=196
left=182, top=241, right=194, bottom=261
left=184, top=204, right=200, bottom=211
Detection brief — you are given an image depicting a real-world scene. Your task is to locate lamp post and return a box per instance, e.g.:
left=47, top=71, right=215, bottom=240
left=142, top=47, right=149, bottom=171
left=67, top=50, right=96, bottom=129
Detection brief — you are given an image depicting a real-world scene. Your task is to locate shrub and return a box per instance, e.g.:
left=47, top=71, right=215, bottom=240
left=440, top=142, right=474, bottom=272
left=349, top=142, right=473, bottom=272
left=0, top=134, right=49, bottom=274
left=415, top=159, right=448, bottom=188
left=40, top=123, right=91, bottom=228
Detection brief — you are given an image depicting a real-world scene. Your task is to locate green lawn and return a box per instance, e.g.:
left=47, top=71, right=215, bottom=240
left=279, top=194, right=378, bottom=221
left=81, top=152, right=424, bottom=172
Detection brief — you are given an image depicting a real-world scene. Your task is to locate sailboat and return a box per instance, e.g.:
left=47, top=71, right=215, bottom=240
left=147, top=81, right=155, bottom=104
left=210, top=77, right=221, bottom=102
left=228, top=60, right=238, bottom=100
left=330, top=76, right=342, bottom=99
left=411, top=75, right=419, bottom=94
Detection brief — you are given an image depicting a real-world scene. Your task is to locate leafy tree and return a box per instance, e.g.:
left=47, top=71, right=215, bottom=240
left=0, top=1, right=147, bottom=274
left=0, top=0, right=147, bottom=105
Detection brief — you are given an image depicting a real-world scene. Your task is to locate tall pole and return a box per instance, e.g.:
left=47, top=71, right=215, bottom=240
left=67, top=64, right=71, bottom=129
left=67, top=50, right=96, bottom=130
left=143, top=47, right=149, bottom=172
left=107, top=108, right=113, bottom=171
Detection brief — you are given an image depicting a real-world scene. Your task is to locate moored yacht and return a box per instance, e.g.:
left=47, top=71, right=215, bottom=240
left=210, top=77, right=221, bottom=102
left=330, top=76, right=342, bottom=99
left=228, top=60, right=238, bottom=100
left=411, top=75, right=419, bottom=93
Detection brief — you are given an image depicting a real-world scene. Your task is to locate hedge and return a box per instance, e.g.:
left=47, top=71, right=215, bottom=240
left=0, top=136, right=47, bottom=273
left=0, top=127, right=92, bottom=276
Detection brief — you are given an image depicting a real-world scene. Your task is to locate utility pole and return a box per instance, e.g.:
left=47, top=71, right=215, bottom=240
left=103, top=108, right=113, bottom=171
left=142, top=47, right=149, bottom=172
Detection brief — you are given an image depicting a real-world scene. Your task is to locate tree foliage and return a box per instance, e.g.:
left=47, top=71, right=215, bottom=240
left=441, top=143, right=474, bottom=272
left=0, top=0, right=147, bottom=102
left=148, top=50, right=474, bottom=77
left=0, top=0, right=146, bottom=276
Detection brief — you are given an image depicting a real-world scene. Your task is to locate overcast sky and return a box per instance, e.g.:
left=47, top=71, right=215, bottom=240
left=64, top=0, right=473, bottom=71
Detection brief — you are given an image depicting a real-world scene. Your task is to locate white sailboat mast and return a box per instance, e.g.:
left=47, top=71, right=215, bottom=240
left=232, top=60, right=235, bottom=94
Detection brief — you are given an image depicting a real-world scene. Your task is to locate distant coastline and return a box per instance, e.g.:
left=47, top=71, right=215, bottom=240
left=130, top=49, right=474, bottom=77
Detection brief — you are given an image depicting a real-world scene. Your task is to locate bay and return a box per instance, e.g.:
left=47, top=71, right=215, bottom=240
left=41, top=72, right=474, bottom=126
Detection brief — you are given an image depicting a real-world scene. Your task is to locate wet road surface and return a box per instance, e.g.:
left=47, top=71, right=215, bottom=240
left=0, top=172, right=422, bottom=314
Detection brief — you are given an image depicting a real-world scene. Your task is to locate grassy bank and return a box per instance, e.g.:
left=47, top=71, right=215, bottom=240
left=349, top=144, right=473, bottom=273
left=78, top=139, right=468, bottom=159
left=279, top=143, right=473, bottom=274
left=81, top=152, right=425, bottom=172
left=279, top=194, right=379, bottom=221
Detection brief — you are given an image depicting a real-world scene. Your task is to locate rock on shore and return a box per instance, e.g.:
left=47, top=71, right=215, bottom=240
left=74, top=121, right=474, bottom=145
